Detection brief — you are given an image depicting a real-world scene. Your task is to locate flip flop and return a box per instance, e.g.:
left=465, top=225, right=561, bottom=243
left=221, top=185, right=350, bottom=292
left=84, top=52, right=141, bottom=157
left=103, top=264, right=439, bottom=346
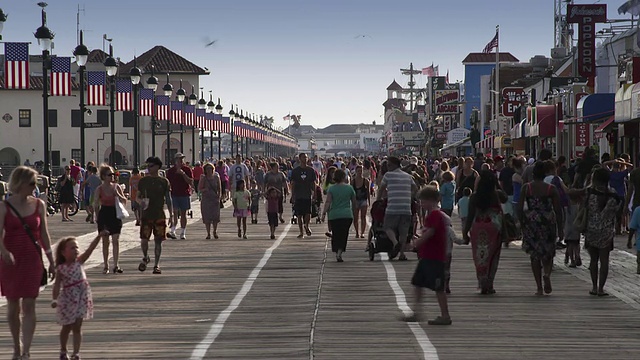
left=589, top=290, right=598, bottom=296
left=427, top=316, right=452, bottom=326
left=598, top=292, right=609, bottom=297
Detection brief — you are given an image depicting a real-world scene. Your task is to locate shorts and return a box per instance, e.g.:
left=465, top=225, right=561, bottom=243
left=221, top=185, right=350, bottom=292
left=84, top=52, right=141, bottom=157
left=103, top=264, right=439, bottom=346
left=268, top=212, right=279, bottom=227
left=383, top=214, right=412, bottom=243
left=140, top=218, right=167, bottom=240
left=294, top=198, right=312, bottom=216
left=234, top=209, right=250, bottom=218
left=172, top=196, right=191, bottom=211
left=250, top=203, right=259, bottom=214
left=411, top=259, right=446, bottom=291
left=131, top=201, right=140, bottom=211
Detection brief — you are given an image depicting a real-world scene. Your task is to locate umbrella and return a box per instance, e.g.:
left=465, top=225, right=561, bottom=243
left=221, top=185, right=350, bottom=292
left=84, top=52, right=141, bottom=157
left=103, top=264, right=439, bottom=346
left=619, top=0, right=640, bottom=16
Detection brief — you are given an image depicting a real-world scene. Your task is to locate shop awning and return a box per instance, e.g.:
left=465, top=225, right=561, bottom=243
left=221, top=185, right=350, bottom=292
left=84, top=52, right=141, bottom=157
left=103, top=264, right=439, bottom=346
left=594, top=116, right=616, bottom=133
left=440, top=137, right=471, bottom=152
left=578, top=93, right=615, bottom=123
left=536, top=105, right=557, bottom=137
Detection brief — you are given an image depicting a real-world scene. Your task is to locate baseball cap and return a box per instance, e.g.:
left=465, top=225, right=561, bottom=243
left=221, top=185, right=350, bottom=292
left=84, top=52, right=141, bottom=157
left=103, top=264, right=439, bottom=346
left=174, top=152, right=185, bottom=159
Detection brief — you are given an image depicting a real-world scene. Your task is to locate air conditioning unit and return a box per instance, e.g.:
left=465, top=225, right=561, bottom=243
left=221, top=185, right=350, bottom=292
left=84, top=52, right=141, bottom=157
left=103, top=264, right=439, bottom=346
left=551, top=47, right=568, bottom=59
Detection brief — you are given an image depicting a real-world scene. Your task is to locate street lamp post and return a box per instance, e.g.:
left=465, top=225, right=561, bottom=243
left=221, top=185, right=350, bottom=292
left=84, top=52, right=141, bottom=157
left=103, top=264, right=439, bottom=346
left=0, top=8, right=7, bottom=41
left=198, top=89, right=207, bottom=163
left=229, top=108, right=236, bottom=157
left=129, top=58, right=142, bottom=167
left=104, top=45, right=118, bottom=167
left=146, top=65, right=158, bottom=158
left=176, top=80, right=186, bottom=160
left=239, top=110, right=245, bottom=157
left=207, top=92, right=215, bottom=160
left=162, top=74, right=173, bottom=163
left=216, top=99, right=223, bottom=160
left=34, top=3, right=54, bottom=177
left=189, top=86, right=198, bottom=164
left=74, top=30, right=89, bottom=168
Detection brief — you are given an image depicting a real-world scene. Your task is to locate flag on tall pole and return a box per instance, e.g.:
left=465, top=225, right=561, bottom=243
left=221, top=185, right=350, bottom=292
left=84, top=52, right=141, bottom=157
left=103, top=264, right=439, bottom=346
left=482, top=28, right=499, bottom=53
left=50, top=57, right=71, bottom=96
left=115, top=79, right=132, bottom=111
left=170, top=101, right=182, bottom=125
left=4, top=43, right=30, bottom=89
left=139, top=88, right=154, bottom=116
left=86, top=71, right=106, bottom=106
left=421, top=63, right=435, bottom=77
left=445, top=69, right=450, bottom=84
left=156, top=95, right=170, bottom=120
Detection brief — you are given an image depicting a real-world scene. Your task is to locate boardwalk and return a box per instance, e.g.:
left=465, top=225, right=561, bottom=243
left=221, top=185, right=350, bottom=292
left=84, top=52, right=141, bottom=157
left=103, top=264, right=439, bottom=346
left=2, top=200, right=640, bottom=359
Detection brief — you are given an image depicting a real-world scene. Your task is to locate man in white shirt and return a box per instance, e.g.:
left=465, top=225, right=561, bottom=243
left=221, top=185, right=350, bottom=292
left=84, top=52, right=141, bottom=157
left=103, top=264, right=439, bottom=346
left=229, top=154, right=250, bottom=194
left=312, top=155, right=324, bottom=178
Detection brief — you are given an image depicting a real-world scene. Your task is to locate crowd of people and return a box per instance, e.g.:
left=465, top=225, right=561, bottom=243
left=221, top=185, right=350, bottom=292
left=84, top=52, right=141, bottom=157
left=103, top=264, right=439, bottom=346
left=0, top=146, right=637, bottom=357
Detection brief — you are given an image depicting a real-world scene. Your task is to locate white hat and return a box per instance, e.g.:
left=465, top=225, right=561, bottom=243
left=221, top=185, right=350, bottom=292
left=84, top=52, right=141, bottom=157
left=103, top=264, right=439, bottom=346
left=527, top=158, right=535, bottom=165
left=174, top=152, right=186, bottom=159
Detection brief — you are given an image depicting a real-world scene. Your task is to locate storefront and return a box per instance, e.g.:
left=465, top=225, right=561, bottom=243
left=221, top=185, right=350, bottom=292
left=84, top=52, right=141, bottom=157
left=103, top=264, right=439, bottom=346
left=594, top=116, right=616, bottom=156
left=493, top=136, right=513, bottom=156
left=614, top=84, right=637, bottom=160
left=533, top=105, right=558, bottom=155
left=476, top=135, right=495, bottom=156
left=510, top=120, right=526, bottom=155
left=440, top=137, right=471, bottom=157
left=577, top=93, right=615, bottom=159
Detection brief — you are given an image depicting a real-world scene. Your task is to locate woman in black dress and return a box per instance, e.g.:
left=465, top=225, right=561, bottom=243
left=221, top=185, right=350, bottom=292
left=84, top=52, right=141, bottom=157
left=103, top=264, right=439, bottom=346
left=57, top=166, right=76, bottom=221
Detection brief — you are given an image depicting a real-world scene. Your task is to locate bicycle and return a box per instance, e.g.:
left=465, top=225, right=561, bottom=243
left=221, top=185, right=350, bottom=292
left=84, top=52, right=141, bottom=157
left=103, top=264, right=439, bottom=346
left=47, top=186, right=79, bottom=217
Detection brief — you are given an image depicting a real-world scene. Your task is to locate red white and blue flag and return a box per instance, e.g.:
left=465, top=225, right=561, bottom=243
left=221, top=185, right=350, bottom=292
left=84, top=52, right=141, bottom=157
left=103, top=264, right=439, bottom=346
left=156, top=95, right=170, bottom=121
left=4, top=42, right=30, bottom=89
left=196, top=108, right=206, bottom=129
left=221, top=116, right=230, bottom=133
left=115, top=79, right=132, bottom=111
left=171, top=101, right=182, bottom=125
left=139, top=88, right=154, bottom=116
left=50, top=57, right=71, bottom=96
left=482, top=32, right=499, bottom=53
left=184, top=104, right=195, bottom=127
left=205, top=112, right=214, bottom=131
left=87, top=71, right=106, bottom=106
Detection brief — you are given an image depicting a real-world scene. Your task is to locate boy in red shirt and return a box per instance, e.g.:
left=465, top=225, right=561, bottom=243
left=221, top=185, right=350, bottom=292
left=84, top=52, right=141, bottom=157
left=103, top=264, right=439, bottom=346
left=402, top=186, right=452, bottom=325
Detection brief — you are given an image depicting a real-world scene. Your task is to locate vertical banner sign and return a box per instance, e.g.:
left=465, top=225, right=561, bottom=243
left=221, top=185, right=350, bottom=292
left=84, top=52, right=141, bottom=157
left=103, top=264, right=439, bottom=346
left=566, top=4, right=607, bottom=78
left=575, top=123, right=590, bottom=147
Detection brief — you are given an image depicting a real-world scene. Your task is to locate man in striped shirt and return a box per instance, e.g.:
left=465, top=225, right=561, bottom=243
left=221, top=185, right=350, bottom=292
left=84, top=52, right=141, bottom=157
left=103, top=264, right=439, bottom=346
left=377, top=156, right=417, bottom=260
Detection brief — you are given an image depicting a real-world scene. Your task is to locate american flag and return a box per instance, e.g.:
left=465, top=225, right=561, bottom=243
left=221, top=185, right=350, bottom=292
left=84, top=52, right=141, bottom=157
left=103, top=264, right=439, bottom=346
left=50, top=57, right=71, bottom=96
left=115, top=79, right=132, bottom=111
left=196, top=108, right=206, bottom=129
left=87, top=71, right=106, bottom=106
left=139, top=88, right=154, bottom=116
left=221, top=116, right=230, bottom=133
left=4, top=43, right=30, bottom=89
left=482, top=32, right=499, bottom=53
left=234, top=121, right=243, bottom=137
left=171, top=101, right=183, bottom=125
left=205, top=112, right=214, bottom=131
left=184, top=104, right=195, bottom=127
left=421, top=64, right=435, bottom=77
left=156, top=95, right=170, bottom=121
left=212, top=113, right=221, bottom=132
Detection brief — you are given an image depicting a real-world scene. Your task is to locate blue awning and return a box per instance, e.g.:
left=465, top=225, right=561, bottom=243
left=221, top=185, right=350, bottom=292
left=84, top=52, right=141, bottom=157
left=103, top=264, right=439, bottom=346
left=577, top=93, right=615, bottom=123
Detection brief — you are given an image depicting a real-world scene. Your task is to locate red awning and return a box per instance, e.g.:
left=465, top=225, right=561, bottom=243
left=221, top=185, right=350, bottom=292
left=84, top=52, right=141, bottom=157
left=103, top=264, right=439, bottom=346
left=536, top=105, right=557, bottom=137
left=594, top=116, right=615, bottom=133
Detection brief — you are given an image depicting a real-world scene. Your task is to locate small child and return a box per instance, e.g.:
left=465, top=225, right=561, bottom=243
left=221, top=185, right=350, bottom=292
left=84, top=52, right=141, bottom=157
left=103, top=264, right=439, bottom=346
left=249, top=180, right=261, bottom=224
left=457, top=187, right=472, bottom=228
left=266, top=187, right=281, bottom=239
left=428, top=180, right=440, bottom=191
left=564, top=191, right=582, bottom=267
left=439, top=171, right=456, bottom=217
left=402, top=186, right=451, bottom=325
left=232, top=180, right=251, bottom=239
left=52, top=231, right=108, bottom=360
left=629, top=205, right=640, bottom=274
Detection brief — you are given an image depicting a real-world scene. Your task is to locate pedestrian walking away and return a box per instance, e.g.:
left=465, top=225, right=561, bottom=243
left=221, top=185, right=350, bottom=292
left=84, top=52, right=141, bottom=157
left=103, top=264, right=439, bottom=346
left=166, top=153, right=194, bottom=240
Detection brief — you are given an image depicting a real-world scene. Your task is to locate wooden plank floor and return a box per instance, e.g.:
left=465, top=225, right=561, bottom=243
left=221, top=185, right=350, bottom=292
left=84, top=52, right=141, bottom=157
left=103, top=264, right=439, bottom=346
left=1, top=199, right=640, bottom=359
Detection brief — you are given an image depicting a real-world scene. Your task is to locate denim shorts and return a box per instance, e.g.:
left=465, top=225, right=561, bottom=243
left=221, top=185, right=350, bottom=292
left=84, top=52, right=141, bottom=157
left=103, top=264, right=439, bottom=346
left=171, top=196, right=191, bottom=211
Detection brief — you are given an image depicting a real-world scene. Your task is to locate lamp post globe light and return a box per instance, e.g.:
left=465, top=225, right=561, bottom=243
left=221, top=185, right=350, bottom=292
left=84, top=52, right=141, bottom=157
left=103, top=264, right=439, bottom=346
left=229, top=108, right=235, bottom=157
left=103, top=44, right=118, bottom=167
left=198, top=90, right=206, bottom=162
left=188, top=86, right=197, bottom=161
left=215, top=99, right=223, bottom=160
left=234, top=108, right=241, bottom=156
left=146, top=65, right=158, bottom=158
left=239, top=110, right=246, bottom=157
left=207, top=92, right=215, bottom=160
left=129, top=59, right=142, bottom=167
left=163, top=74, right=173, bottom=164
left=74, top=30, right=90, bottom=168
left=175, top=81, right=187, bottom=153
left=34, top=3, right=54, bottom=177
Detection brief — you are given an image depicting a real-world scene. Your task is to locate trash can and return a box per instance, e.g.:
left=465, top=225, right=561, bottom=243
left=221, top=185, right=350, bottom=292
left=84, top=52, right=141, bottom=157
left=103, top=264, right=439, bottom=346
left=117, top=170, right=132, bottom=195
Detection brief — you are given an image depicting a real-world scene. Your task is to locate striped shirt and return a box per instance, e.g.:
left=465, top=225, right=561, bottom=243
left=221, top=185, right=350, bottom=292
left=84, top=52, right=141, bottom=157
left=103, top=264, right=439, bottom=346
left=381, top=169, right=414, bottom=215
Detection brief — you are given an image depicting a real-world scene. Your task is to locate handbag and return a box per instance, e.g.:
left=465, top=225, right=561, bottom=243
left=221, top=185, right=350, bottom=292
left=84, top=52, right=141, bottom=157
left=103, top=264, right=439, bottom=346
left=573, top=191, right=589, bottom=233
left=4, top=201, right=48, bottom=286
left=115, top=199, right=129, bottom=219
left=501, top=213, right=521, bottom=243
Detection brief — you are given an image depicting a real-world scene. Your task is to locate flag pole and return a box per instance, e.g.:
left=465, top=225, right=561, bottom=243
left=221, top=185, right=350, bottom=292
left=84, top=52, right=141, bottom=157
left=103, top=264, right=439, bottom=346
left=494, top=25, right=500, bottom=142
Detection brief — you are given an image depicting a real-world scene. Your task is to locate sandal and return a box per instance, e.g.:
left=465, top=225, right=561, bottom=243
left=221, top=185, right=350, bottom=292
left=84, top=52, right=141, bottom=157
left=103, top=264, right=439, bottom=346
left=427, top=316, right=452, bottom=325
left=400, top=313, right=421, bottom=322
left=398, top=254, right=408, bottom=261
left=102, top=267, right=109, bottom=274
left=214, top=233, right=219, bottom=239
left=152, top=266, right=162, bottom=274
left=543, top=275, right=552, bottom=294
left=589, top=289, right=598, bottom=296
left=112, top=267, right=123, bottom=274
left=206, top=235, right=211, bottom=240
left=597, top=291, right=610, bottom=297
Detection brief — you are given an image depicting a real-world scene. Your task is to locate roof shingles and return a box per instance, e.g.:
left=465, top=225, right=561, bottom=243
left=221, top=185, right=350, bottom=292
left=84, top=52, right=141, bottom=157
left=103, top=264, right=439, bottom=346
left=119, top=46, right=209, bottom=75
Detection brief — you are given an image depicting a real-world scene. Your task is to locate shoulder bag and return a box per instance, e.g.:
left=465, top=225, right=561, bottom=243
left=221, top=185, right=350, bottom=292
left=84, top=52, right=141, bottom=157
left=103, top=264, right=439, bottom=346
left=573, top=189, right=590, bottom=233
left=4, top=201, right=48, bottom=286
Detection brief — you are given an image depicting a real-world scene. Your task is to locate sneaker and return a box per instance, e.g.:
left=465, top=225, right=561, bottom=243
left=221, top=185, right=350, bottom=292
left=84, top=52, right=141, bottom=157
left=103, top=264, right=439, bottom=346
left=179, top=229, right=186, bottom=240
left=167, top=232, right=177, bottom=240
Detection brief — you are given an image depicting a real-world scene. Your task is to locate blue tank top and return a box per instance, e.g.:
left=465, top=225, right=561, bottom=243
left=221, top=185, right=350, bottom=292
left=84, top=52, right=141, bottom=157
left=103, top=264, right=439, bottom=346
left=512, top=182, right=522, bottom=203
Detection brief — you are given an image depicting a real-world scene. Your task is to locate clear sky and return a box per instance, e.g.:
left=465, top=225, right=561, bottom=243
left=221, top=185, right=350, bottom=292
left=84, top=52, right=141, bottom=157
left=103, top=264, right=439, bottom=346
left=0, top=0, right=628, bottom=130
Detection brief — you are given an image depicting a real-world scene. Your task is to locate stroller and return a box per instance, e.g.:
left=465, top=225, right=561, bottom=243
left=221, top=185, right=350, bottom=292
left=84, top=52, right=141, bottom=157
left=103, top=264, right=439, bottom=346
left=367, top=199, right=415, bottom=261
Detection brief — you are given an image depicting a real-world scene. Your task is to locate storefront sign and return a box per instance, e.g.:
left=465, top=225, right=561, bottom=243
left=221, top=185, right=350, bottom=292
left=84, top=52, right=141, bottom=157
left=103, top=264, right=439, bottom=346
left=501, top=87, right=525, bottom=116
left=447, top=128, right=470, bottom=144
left=443, top=115, right=452, bottom=131
left=566, top=4, right=607, bottom=78
left=435, top=132, right=447, bottom=140
left=576, top=123, right=590, bottom=147
left=434, top=89, right=460, bottom=114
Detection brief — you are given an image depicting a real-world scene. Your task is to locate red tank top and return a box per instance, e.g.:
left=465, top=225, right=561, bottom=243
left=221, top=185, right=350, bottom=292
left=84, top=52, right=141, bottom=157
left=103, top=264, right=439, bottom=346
left=99, top=185, right=117, bottom=206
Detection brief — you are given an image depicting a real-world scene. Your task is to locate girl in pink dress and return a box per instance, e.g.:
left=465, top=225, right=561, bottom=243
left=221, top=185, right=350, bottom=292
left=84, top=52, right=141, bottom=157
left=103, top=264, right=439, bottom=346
left=51, top=231, right=107, bottom=360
